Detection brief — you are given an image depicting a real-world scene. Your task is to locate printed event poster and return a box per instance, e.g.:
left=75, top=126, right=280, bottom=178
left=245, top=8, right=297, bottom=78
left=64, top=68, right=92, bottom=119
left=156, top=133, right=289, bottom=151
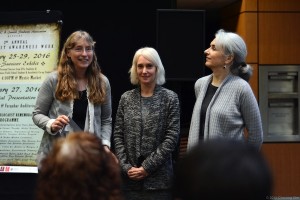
left=0, top=23, right=61, bottom=173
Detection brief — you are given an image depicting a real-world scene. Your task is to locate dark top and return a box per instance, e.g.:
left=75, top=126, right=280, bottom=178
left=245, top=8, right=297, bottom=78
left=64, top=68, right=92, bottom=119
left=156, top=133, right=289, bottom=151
left=73, top=90, right=88, bottom=130
left=199, top=83, right=218, bottom=139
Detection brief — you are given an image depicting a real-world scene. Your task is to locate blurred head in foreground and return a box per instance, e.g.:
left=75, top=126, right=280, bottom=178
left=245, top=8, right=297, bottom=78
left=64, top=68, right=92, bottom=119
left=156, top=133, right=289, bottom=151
left=36, top=132, right=122, bottom=200
left=173, top=139, right=273, bottom=200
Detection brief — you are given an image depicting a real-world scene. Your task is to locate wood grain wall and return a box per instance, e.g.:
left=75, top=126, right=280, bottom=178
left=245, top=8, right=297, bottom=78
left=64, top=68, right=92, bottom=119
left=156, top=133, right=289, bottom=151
left=221, top=0, right=300, bottom=196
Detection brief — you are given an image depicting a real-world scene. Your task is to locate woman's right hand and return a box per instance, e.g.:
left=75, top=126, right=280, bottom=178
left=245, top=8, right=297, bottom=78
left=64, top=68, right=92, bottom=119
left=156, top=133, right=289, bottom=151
left=51, top=115, right=70, bottom=133
left=127, top=166, right=148, bottom=181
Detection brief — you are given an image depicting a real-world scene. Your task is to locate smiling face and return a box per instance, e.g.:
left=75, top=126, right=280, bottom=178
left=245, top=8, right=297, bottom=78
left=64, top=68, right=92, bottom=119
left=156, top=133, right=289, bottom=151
left=136, top=55, right=157, bottom=87
left=67, top=38, right=93, bottom=71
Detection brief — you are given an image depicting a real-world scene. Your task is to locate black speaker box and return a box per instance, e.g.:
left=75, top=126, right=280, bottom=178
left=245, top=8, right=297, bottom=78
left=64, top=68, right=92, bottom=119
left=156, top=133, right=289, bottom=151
left=156, top=9, right=206, bottom=81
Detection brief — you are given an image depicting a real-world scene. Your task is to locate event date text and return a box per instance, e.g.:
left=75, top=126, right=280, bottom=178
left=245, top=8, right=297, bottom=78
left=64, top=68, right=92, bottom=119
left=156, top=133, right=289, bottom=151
left=11, top=86, right=40, bottom=92
left=0, top=87, right=40, bottom=94
left=8, top=53, right=50, bottom=59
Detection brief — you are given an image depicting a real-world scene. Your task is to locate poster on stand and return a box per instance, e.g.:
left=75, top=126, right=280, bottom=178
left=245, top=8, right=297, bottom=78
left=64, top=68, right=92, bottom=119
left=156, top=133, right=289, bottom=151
left=0, top=11, right=62, bottom=173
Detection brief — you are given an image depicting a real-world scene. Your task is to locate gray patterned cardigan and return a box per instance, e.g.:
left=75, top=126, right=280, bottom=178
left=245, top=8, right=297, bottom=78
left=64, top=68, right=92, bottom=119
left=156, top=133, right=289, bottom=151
left=113, top=85, right=180, bottom=190
left=187, top=74, right=263, bottom=151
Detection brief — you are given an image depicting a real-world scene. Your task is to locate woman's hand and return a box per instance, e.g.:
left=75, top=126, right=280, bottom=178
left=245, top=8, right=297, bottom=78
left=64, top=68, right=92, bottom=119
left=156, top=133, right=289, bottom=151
left=128, top=166, right=148, bottom=181
left=51, top=115, right=69, bottom=133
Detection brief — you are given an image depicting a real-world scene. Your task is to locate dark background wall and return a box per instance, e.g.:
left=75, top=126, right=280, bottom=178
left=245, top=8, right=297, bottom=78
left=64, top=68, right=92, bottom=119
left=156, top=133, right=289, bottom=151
left=1, top=0, right=175, bottom=120
left=0, top=1, right=220, bottom=199
left=0, top=0, right=220, bottom=127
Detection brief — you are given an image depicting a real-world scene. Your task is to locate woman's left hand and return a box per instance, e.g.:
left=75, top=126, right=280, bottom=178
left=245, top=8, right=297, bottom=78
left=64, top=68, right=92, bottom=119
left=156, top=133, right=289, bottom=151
left=128, top=166, right=148, bottom=181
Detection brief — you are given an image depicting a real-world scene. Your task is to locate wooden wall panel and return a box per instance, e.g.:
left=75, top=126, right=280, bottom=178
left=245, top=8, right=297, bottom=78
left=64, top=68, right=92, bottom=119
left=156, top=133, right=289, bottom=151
left=221, top=0, right=300, bottom=197
left=262, top=143, right=300, bottom=196
left=259, top=13, right=300, bottom=64
left=241, top=0, right=257, bottom=11
left=249, top=64, right=258, bottom=99
left=221, top=14, right=257, bottom=63
left=221, top=0, right=257, bottom=17
left=259, top=0, right=300, bottom=11
left=237, top=13, right=257, bottom=63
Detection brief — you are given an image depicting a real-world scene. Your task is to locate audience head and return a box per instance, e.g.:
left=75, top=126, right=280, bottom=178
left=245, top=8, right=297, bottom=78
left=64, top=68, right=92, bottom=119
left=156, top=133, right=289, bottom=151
left=35, top=132, right=122, bottom=200
left=173, top=139, right=273, bottom=200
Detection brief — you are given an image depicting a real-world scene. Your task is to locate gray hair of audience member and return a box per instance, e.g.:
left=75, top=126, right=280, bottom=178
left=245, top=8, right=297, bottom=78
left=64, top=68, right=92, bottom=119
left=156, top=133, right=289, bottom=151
left=173, top=139, right=273, bottom=200
left=215, top=29, right=253, bottom=82
left=129, top=47, right=166, bottom=85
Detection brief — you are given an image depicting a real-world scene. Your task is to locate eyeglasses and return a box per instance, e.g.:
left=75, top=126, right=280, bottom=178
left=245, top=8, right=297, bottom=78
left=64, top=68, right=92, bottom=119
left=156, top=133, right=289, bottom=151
left=72, top=46, right=93, bottom=53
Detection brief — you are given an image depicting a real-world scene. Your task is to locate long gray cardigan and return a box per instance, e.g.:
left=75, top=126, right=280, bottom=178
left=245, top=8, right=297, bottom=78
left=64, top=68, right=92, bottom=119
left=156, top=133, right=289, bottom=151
left=187, top=74, right=263, bottom=151
left=32, top=71, right=112, bottom=166
left=113, top=85, right=180, bottom=190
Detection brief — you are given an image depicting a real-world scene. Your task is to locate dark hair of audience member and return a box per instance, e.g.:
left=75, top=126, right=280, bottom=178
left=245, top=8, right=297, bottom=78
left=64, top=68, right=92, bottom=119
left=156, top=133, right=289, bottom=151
left=173, top=139, right=273, bottom=200
left=35, top=132, right=123, bottom=200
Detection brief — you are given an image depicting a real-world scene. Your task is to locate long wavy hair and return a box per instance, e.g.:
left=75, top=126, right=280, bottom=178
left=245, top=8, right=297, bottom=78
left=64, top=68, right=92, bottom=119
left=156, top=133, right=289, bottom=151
left=55, top=30, right=106, bottom=104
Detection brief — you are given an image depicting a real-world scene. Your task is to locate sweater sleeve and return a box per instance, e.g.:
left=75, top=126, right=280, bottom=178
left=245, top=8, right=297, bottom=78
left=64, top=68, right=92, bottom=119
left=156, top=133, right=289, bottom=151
left=240, top=84, right=263, bottom=150
left=99, top=75, right=112, bottom=147
left=113, top=93, right=133, bottom=174
left=32, top=72, right=57, bottom=134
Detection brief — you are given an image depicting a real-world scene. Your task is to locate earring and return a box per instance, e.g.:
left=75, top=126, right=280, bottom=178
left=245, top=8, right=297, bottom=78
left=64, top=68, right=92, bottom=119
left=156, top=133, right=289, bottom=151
left=224, top=65, right=227, bottom=69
